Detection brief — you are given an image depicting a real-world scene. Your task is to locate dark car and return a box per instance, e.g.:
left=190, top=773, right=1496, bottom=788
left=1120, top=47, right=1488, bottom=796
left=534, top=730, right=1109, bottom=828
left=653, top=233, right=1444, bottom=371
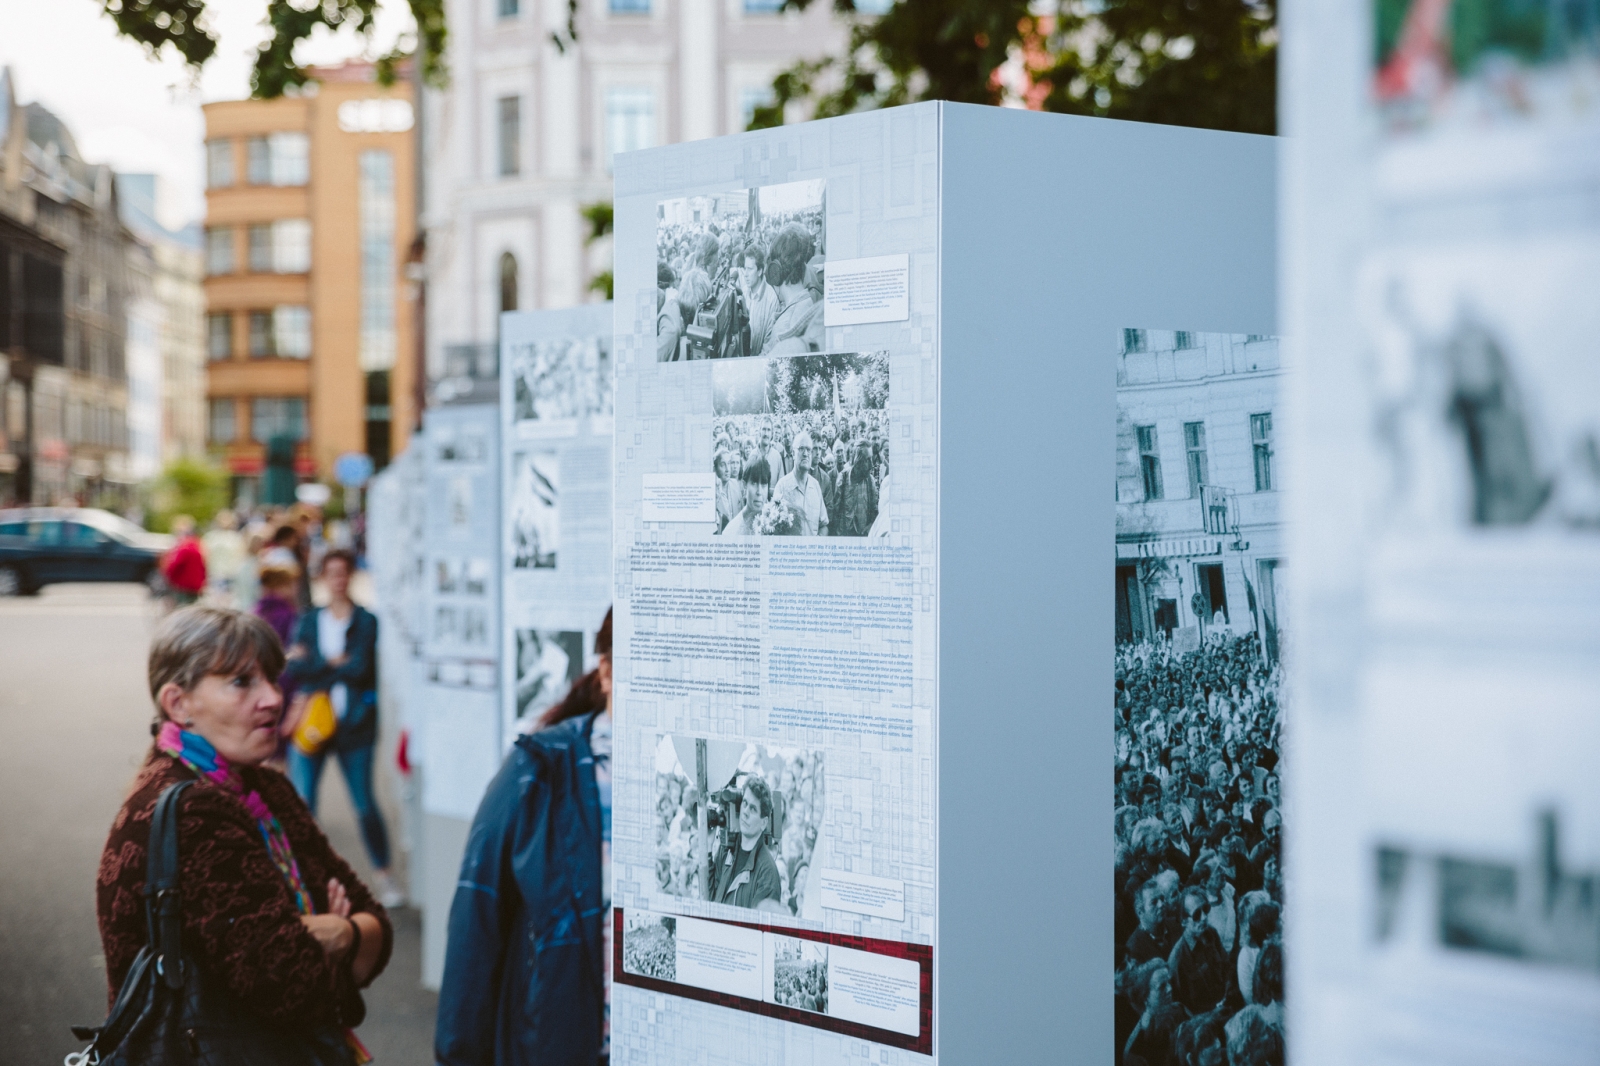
left=0, top=508, right=174, bottom=596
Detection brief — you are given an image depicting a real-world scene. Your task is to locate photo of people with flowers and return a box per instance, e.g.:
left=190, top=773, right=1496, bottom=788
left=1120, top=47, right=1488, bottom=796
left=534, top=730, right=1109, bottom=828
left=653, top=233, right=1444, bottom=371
left=711, top=351, right=889, bottom=537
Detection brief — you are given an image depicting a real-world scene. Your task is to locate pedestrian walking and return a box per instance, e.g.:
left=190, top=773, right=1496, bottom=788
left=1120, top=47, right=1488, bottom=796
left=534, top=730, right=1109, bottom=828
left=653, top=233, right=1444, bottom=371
left=282, top=548, right=403, bottom=908
left=160, top=515, right=207, bottom=607
left=94, top=606, right=392, bottom=1061
left=436, top=609, right=614, bottom=1066
left=202, top=509, right=249, bottom=607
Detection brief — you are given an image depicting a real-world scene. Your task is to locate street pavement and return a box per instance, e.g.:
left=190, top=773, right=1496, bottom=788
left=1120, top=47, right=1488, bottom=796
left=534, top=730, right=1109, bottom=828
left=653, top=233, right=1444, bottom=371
left=0, top=583, right=437, bottom=1065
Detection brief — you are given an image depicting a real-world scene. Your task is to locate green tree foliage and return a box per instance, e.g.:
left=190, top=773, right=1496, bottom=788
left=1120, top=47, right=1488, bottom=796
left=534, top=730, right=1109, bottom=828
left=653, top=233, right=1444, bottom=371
left=97, top=0, right=448, bottom=98
left=146, top=456, right=230, bottom=533
left=582, top=200, right=615, bottom=300
left=751, top=0, right=1277, bottom=136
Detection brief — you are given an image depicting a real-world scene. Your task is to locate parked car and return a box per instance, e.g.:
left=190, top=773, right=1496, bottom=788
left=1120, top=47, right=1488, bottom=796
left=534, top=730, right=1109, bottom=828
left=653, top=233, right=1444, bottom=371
left=0, top=508, right=174, bottom=596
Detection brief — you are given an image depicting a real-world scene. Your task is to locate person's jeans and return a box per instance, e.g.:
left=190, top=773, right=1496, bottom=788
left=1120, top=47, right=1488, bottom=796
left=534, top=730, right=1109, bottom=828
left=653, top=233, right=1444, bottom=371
left=287, top=740, right=392, bottom=871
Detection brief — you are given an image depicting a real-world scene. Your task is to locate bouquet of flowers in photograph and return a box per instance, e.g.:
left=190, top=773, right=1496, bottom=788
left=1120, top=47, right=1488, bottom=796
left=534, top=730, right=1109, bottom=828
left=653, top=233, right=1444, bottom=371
left=754, top=493, right=802, bottom=536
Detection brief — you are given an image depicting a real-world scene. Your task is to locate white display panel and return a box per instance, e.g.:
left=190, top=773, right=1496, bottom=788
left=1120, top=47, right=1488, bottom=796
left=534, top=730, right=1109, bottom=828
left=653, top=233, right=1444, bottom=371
left=1284, top=2, right=1600, bottom=1063
left=498, top=305, right=615, bottom=746
left=418, top=403, right=501, bottom=821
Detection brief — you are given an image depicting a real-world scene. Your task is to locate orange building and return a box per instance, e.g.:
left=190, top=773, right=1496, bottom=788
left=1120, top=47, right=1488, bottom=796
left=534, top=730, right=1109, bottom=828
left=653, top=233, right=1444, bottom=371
left=202, top=62, right=416, bottom=502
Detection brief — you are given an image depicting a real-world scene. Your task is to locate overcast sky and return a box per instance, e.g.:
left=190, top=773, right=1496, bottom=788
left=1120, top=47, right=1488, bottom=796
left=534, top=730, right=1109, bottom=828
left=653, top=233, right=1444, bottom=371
left=0, top=0, right=414, bottom=230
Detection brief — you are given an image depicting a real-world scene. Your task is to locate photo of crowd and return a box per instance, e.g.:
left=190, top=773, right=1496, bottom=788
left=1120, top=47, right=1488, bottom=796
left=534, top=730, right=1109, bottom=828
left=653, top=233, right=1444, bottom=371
left=772, top=937, right=828, bottom=1014
left=509, top=450, right=558, bottom=569
left=1115, top=633, right=1285, bottom=1066
left=508, top=335, right=613, bottom=423
left=621, top=912, right=677, bottom=982
left=656, top=178, right=826, bottom=361
left=513, top=628, right=584, bottom=726
left=710, top=352, right=889, bottom=537
left=654, top=735, right=825, bottom=917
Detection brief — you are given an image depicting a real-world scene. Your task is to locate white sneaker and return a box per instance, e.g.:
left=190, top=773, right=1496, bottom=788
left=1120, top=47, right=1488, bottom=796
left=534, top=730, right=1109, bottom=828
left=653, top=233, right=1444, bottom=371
left=373, top=871, right=406, bottom=909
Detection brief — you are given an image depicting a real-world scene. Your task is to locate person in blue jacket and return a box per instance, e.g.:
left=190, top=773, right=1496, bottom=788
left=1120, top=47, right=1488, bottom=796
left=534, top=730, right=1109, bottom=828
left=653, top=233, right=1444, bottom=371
left=282, top=547, right=402, bottom=908
left=436, top=609, right=613, bottom=1066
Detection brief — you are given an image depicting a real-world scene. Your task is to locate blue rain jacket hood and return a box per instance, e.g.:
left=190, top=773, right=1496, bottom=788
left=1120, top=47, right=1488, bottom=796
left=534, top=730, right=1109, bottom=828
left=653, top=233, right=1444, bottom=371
left=434, top=712, right=605, bottom=1066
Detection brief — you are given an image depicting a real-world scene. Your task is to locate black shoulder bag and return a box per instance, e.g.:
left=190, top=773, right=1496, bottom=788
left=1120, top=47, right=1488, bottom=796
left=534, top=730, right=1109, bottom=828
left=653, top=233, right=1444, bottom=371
left=67, top=781, right=354, bottom=1066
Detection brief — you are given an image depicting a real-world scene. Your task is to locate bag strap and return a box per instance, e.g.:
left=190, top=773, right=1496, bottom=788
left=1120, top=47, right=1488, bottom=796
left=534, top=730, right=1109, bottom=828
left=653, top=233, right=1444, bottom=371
left=144, top=780, right=194, bottom=991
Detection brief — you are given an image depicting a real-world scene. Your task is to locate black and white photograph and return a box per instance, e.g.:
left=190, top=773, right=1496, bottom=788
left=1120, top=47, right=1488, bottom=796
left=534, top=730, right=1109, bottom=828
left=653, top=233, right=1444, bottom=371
left=461, top=606, right=488, bottom=648
left=510, top=450, right=559, bottom=569
left=656, top=178, right=826, bottom=362
left=771, top=936, right=829, bottom=1015
left=622, top=911, right=677, bottom=982
left=1113, top=330, right=1286, bottom=1066
left=463, top=558, right=490, bottom=596
left=435, top=428, right=487, bottom=463
left=508, top=334, right=613, bottom=423
left=710, top=351, right=889, bottom=537
left=448, top=475, right=472, bottom=529
left=435, top=558, right=457, bottom=594
left=513, top=628, right=585, bottom=725
left=433, top=605, right=458, bottom=643
left=654, top=735, right=824, bottom=917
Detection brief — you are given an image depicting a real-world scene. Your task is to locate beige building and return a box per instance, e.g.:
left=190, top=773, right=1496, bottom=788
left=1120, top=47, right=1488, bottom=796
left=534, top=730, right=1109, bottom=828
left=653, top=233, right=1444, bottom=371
left=421, top=0, right=855, bottom=381
left=203, top=62, right=417, bottom=503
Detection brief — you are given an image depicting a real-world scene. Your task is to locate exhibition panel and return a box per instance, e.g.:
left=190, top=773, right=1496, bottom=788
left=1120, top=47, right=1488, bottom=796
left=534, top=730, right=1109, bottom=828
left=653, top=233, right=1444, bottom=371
left=1284, top=1, right=1600, bottom=1061
left=611, top=102, right=1277, bottom=1062
left=499, top=304, right=616, bottom=745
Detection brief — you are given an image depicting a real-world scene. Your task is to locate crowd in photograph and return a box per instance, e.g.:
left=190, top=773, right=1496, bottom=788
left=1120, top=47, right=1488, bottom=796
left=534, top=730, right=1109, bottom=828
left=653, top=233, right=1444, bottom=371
left=713, top=411, right=888, bottom=537
left=1115, top=631, right=1285, bottom=1066
left=656, top=207, right=827, bottom=361
left=655, top=750, right=824, bottom=916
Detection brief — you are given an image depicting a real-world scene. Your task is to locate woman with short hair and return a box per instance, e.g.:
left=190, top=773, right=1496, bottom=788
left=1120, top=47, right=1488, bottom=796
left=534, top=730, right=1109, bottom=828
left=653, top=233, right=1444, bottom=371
left=96, top=606, right=392, bottom=1058
left=282, top=548, right=401, bottom=908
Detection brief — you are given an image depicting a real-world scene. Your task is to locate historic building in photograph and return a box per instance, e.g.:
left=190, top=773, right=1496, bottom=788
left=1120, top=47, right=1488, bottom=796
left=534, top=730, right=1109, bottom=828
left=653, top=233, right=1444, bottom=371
left=0, top=67, right=141, bottom=508
left=202, top=61, right=417, bottom=505
left=421, top=0, right=856, bottom=389
left=1115, top=330, right=1285, bottom=659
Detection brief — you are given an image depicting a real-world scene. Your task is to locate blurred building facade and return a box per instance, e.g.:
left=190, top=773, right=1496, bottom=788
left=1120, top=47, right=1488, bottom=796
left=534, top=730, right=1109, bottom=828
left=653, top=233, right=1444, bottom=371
left=116, top=174, right=206, bottom=470
left=1114, top=330, right=1285, bottom=659
left=420, top=0, right=849, bottom=393
left=0, top=67, right=142, bottom=509
left=203, top=62, right=417, bottom=507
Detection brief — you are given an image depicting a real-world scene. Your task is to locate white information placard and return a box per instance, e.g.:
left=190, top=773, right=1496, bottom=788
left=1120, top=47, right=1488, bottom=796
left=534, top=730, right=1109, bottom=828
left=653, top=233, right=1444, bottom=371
left=499, top=305, right=615, bottom=745
left=824, top=254, right=910, bottom=327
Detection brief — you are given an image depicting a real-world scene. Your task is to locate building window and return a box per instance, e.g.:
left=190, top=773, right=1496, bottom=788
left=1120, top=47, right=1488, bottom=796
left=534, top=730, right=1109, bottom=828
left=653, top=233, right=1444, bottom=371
left=1252, top=412, right=1273, bottom=491
left=499, top=252, right=518, bottom=314
left=205, top=228, right=234, bottom=275
left=248, top=224, right=273, bottom=272
left=274, top=306, right=312, bottom=358
left=605, top=87, right=654, bottom=170
left=209, top=398, right=236, bottom=444
left=247, top=133, right=309, bottom=186
left=498, top=0, right=519, bottom=14
left=251, top=397, right=308, bottom=443
left=1184, top=421, right=1208, bottom=497
left=609, top=0, right=650, bottom=12
left=1174, top=330, right=1197, bottom=349
left=365, top=370, right=392, bottom=468
left=1123, top=328, right=1147, bottom=353
left=1137, top=425, right=1163, bottom=501
left=207, top=313, right=233, bottom=360
left=273, top=220, right=311, bottom=273
left=743, top=0, right=782, bottom=11
left=497, top=95, right=521, bottom=177
left=358, top=150, right=396, bottom=371
left=248, top=311, right=274, bottom=357
left=205, top=140, right=234, bottom=188
left=739, top=86, right=775, bottom=130
left=854, top=0, right=893, bottom=11
left=248, top=221, right=312, bottom=274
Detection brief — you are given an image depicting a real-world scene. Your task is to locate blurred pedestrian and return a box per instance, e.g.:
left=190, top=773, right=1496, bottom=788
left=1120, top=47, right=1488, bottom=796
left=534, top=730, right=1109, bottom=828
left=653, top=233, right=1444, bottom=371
left=437, top=609, right=613, bottom=1066
left=160, top=515, right=207, bottom=607
left=282, top=549, right=402, bottom=908
left=96, top=606, right=391, bottom=1059
left=202, top=509, right=248, bottom=606
left=254, top=563, right=301, bottom=651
